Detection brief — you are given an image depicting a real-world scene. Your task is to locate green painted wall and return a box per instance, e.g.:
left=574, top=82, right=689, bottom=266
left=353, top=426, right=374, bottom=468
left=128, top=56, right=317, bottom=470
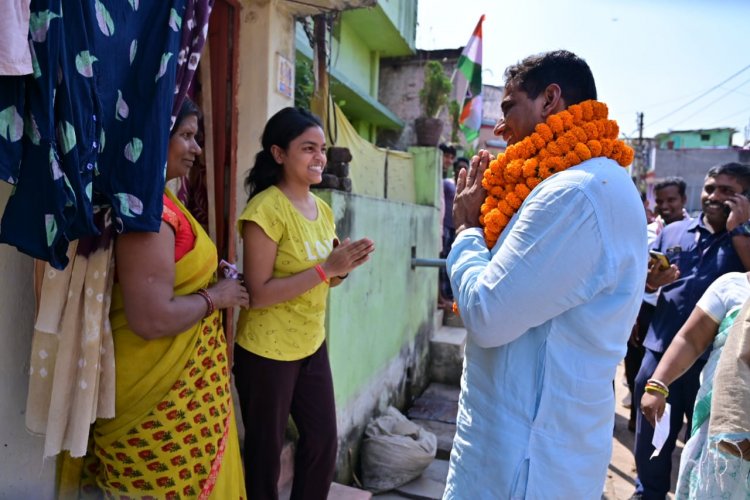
left=294, top=1, right=417, bottom=140
left=656, top=129, right=735, bottom=149
left=314, top=142, right=441, bottom=408
left=343, top=1, right=416, bottom=57
left=310, top=142, right=441, bottom=480
left=332, top=22, right=374, bottom=95
left=410, top=147, right=441, bottom=206
left=315, top=191, right=440, bottom=407
left=377, top=0, right=417, bottom=53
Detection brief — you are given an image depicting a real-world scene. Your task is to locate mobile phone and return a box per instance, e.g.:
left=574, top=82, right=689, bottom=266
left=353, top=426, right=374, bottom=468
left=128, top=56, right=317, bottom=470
left=723, top=190, right=750, bottom=215
left=219, top=259, right=240, bottom=279
left=649, top=250, right=670, bottom=270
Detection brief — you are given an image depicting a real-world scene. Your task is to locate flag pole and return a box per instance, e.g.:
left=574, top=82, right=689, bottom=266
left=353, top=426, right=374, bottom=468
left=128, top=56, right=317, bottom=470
left=455, top=14, right=485, bottom=146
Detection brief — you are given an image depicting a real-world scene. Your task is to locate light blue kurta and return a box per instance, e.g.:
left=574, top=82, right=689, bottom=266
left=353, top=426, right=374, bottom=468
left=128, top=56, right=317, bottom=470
left=444, top=158, right=647, bottom=499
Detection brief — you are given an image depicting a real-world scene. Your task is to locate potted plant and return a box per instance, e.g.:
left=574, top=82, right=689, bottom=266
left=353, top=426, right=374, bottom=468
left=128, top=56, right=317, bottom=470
left=415, top=60, right=452, bottom=146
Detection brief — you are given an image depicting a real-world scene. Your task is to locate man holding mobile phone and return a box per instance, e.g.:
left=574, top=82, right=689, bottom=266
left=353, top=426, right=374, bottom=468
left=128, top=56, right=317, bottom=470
left=625, top=179, right=690, bottom=431
left=633, top=162, right=750, bottom=499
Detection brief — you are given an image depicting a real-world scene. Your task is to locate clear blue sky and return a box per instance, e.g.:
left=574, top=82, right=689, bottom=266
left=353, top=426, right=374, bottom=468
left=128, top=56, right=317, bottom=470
left=416, top=0, right=750, bottom=146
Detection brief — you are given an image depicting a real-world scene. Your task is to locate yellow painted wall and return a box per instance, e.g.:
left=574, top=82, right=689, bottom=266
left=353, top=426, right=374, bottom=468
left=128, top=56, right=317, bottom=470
left=332, top=105, right=416, bottom=202
left=234, top=0, right=297, bottom=229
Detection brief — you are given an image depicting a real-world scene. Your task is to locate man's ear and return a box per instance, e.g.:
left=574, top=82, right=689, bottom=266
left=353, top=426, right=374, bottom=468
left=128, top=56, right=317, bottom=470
left=541, top=83, right=565, bottom=118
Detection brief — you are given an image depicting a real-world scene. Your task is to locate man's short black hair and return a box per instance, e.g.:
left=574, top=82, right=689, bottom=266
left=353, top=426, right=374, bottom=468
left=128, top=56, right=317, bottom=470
left=654, top=177, right=687, bottom=197
left=439, top=143, right=457, bottom=156
left=454, top=157, right=470, bottom=168
left=504, top=50, right=597, bottom=106
left=707, top=162, right=750, bottom=190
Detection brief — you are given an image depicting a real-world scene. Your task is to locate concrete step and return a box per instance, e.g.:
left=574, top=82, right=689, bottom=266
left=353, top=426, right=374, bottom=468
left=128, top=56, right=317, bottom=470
left=420, top=383, right=460, bottom=402
left=442, top=310, right=463, bottom=328
left=429, top=325, right=466, bottom=385
left=370, top=458, right=450, bottom=500
left=433, top=307, right=444, bottom=333
left=280, top=481, right=372, bottom=500
left=278, top=440, right=371, bottom=499
left=410, top=418, right=455, bottom=461
left=407, top=383, right=459, bottom=424
left=407, top=383, right=459, bottom=461
left=392, top=459, right=450, bottom=500
left=328, top=482, right=373, bottom=499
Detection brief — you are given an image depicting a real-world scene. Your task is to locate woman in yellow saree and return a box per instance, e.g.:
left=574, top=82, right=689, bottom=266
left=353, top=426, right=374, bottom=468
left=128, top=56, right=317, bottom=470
left=63, top=99, right=249, bottom=498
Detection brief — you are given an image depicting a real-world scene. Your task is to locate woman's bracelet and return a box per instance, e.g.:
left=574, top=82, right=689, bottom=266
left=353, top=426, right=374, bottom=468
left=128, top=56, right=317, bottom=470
left=645, top=378, right=669, bottom=398
left=645, top=384, right=669, bottom=398
left=646, top=378, right=669, bottom=392
left=314, top=264, right=329, bottom=284
left=196, top=288, right=215, bottom=318
left=337, top=273, right=349, bottom=280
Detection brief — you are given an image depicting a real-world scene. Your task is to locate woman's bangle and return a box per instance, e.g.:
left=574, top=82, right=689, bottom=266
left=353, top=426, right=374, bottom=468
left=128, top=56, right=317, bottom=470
left=314, top=264, right=329, bottom=284
left=646, top=378, right=669, bottom=392
left=196, top=288, right=215, bottom=318
left=337, top=273, right=349, bottom=280
left=645, top=384, right=669, bottom=398
left=645, top=378, right=669, bottom=398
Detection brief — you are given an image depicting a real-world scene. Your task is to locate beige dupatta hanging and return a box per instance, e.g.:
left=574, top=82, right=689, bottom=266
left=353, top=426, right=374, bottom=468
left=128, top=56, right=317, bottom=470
left=709, top=297, right=750, bottom=459
left=25, top=213, right=116, bottom=458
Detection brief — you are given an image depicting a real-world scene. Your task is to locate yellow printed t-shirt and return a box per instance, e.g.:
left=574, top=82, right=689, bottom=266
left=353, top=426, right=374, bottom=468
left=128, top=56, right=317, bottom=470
left=236, top=186, right=336, bottom=361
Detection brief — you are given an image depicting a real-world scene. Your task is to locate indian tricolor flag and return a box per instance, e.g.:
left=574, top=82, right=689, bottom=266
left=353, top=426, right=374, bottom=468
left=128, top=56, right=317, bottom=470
left=457, top=15, right=484, bottom=143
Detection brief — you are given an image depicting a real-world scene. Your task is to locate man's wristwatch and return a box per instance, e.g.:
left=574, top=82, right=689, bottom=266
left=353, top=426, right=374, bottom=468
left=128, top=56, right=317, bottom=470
left=729, top=221, right=750, bottom=237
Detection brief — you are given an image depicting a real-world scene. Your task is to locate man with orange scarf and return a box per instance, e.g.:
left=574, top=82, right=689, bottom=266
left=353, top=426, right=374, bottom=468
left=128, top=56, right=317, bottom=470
left=443, top=50, right=647, bottom=498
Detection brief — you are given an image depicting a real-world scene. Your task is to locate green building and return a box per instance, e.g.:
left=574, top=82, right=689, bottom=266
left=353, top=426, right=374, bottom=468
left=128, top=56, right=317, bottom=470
left=295, top=0, right=417, bottom=143
left=655, top=128, right=736, bottom=149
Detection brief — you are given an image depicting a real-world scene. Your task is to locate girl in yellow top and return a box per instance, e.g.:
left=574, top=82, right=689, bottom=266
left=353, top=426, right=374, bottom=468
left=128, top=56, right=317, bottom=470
left=234, top=107, right=374, bottom=500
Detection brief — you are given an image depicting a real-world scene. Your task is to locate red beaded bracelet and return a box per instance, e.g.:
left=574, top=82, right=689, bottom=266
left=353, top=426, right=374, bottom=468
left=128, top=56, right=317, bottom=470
left=196, top=288, right=215, bottom=318
left=314, top=264, right=329, bottom=284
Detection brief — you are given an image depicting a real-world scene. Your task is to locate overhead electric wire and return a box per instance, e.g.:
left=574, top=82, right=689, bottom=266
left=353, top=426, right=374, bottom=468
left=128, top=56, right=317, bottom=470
left=668, top=75, right=750, bottom=127
left=708, top=104, right=750, bottom=126
left=646, top=62, right=750, bottom=128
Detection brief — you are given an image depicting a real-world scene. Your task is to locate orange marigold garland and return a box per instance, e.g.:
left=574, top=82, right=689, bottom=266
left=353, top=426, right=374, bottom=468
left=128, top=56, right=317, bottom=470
left=480, top=100, right=633, bottom=248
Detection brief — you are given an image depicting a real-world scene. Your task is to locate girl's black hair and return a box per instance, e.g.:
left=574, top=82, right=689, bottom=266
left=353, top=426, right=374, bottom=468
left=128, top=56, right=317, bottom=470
left=245, top=107, right=324, bottom=200
left=171, top=97, right=201, bottom=136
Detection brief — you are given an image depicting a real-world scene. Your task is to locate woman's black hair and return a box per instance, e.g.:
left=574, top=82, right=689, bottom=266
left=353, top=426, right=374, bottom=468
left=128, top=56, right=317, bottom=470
left=171, top=97, right=202, bottom=136
left=245, top=107, right=324, bottom=200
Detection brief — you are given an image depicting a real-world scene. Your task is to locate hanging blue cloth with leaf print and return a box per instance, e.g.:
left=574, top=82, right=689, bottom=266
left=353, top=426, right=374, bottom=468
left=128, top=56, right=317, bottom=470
left=0, top=0, right=193, bottom=269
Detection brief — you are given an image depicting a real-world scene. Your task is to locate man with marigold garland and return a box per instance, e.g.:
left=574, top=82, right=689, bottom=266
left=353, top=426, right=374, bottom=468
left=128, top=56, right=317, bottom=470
left=443, top=50, right=647, bottom=498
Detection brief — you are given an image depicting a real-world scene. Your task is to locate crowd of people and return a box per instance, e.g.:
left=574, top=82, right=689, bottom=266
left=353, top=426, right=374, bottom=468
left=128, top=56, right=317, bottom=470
left=12, top=25, right=747, bottom=496
left=631, top=161, right=750, bottom=499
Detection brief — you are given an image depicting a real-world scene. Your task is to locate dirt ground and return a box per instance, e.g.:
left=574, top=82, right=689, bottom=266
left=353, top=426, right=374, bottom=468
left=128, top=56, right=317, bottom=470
left=606, top=361, right=683, bottom=499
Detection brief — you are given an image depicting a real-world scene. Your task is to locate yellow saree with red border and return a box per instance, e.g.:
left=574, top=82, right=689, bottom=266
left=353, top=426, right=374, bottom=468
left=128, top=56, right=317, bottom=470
left=63, top=190, right=245, bottom=499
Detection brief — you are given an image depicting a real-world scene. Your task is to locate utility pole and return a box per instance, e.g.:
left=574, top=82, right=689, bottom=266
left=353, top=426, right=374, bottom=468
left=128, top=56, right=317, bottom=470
left=636, top=112, right=644, bottom=189
left=310, top=14, right=330, bottom=140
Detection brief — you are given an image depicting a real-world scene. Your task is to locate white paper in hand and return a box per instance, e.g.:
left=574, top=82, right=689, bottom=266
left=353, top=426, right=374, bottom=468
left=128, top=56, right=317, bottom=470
left=650, top=403, right=671, bottom=459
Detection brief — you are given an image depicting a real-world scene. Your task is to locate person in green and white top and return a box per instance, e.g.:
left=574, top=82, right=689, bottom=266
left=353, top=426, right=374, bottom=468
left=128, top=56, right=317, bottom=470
left=641, top=272, right=750, bottom=499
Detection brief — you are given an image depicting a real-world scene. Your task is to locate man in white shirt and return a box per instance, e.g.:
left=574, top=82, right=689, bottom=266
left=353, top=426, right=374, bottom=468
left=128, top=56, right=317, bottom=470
left=625, top=177, right=690, bottom=430
left=443, top=50, right=647, bottom=498
left=648, top=177, right=690, bottom=244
